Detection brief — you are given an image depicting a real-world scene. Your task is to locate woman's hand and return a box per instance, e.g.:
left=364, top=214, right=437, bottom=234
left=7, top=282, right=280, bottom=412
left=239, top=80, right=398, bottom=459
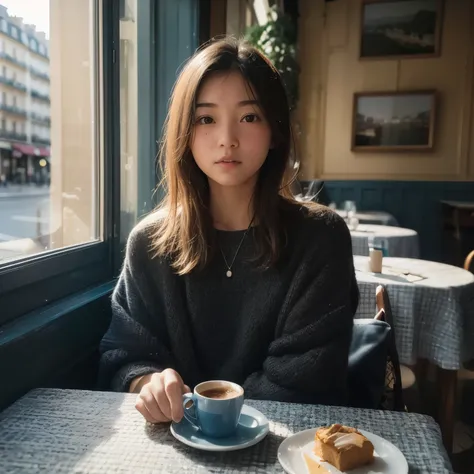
left=134, top=369, right=191, bottom=423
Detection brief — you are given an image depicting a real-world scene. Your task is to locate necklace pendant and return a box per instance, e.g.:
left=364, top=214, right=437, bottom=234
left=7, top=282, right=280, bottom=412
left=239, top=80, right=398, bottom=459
left=226, top=270, right=232, bottom=278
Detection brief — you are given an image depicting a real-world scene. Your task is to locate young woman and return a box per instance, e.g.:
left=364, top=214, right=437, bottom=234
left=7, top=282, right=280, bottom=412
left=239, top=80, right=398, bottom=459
left=98, top=38, right=359, bottom=424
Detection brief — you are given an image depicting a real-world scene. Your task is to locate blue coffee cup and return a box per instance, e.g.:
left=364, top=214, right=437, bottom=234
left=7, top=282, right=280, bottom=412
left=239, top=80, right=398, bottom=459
left=182, top=380, right=244, bottom=438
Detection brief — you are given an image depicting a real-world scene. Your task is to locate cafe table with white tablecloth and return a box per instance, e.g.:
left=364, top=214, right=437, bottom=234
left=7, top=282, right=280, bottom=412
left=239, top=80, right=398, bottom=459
left=354, top=255, right=474, bottom=451
left=354, top=255, right=474, bottom=370
left=350, top=224, right=420, bottom=258
left=336, top=209, right=399, bottom=226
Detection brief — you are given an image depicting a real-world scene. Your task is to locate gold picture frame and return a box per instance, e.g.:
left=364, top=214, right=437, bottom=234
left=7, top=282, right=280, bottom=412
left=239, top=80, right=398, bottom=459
left=351, top=90, right=437, bottom=152
left=360, top=0, right=444, bottom=60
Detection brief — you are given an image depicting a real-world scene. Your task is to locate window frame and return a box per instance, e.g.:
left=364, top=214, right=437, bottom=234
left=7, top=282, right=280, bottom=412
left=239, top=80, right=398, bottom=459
left=0, top=0, right=121, bottom=326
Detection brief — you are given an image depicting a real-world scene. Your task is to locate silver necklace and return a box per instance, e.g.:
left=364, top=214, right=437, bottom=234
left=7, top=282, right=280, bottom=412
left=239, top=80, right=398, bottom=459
left=218, top=218, right=254, bottom=278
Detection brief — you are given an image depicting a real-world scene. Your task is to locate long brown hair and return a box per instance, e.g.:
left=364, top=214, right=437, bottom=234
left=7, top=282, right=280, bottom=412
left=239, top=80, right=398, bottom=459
left=150, top=37, right=296, bottom=274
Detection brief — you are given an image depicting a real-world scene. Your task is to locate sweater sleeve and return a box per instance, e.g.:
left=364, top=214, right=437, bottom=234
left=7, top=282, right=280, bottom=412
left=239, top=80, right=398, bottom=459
left=97, top=225, right=174, bottom=392
left=243, top=213, right=358, bottom=405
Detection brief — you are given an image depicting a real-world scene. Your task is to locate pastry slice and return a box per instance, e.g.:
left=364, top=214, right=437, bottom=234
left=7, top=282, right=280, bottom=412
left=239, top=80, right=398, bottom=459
left=314, top=424, right=374, bottom=471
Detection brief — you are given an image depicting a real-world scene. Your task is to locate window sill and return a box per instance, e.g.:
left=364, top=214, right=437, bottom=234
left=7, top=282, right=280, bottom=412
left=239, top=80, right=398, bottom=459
left=0, top=281, right=114, bottom=410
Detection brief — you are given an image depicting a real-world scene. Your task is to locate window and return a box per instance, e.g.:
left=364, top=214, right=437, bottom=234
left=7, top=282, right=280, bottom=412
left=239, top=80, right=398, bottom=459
left=39, top=44, right=45, bottom=55
left=0, top=0, right=118, bottom=325
left=2, top=66, right=5, bottom=77
left=1, top=119, right=5, bottom=130
left=22, top=32, right=28, bottom=44
left=118, top=0, right=158, bottom=243
left=117, top=0, right=198, bottom=245
left=11, top=27, right=18, bottom=39
left=12, top=121, right=16, bottom=132
left=119, top=0, right=140, bottom=242
left=13, top=96, right=16, bottom=106
left=0, top=19, right=7, bottom=33
left=12, top=47, right=16, bottom=58
left=2, top=92, right=6, bottom=103
left=0, top=0, right=101, bottom=263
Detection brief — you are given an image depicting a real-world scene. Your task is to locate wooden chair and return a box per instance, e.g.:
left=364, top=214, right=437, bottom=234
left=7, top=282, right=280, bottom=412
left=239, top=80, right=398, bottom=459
left=374, top=286, right=404, bottom=411
left=464, top=250, right=474, bottom=271
left=375, top=285, right=416, bottom=396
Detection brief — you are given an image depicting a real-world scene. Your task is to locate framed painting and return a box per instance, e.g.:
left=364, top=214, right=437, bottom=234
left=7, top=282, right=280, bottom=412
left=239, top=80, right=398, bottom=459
left=360, top=0, right=444, bottom=60
left=351, top=90, right=437, bottom=152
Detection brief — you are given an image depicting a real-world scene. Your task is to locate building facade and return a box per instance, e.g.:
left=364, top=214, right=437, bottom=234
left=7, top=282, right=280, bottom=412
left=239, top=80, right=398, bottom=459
left=0, top=4, right=50, bottom=186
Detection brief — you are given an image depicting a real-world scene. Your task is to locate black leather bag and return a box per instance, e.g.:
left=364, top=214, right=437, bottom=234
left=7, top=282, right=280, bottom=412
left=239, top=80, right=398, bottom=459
left=348, top=282, right=405, bottom=412
left=348, top=319, right=391, bottom=409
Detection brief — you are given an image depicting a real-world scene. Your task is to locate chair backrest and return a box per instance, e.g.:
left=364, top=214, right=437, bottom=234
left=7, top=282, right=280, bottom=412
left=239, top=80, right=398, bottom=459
left=348, top=285, right=405, bottom=411
left=464, top=250, right=474, bottom=272
left=375, top=285, right=405, bottom=411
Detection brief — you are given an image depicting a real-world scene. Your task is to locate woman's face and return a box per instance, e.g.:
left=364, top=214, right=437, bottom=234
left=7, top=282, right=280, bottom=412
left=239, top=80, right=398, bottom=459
left=190, top=71, right=272, bottom=192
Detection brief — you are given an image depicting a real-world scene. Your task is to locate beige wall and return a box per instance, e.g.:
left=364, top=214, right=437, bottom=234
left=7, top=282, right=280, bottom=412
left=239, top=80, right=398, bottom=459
left=297, top=0, right=474, bottom=181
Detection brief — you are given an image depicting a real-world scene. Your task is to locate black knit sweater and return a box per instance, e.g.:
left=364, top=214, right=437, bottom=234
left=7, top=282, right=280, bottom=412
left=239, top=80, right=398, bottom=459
left=98, top=202, right=359, bottom=406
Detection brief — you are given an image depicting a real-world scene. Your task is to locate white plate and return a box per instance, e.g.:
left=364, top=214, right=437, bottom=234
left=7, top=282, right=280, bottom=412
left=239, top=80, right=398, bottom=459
left=170, top=404, right=269, bottom=452
left=278, top=428, right=408, bottom=474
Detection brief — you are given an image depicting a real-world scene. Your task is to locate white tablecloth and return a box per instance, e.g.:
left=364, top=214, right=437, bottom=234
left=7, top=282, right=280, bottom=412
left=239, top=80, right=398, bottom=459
left=337, top=210, right=399, bottom=226
left=354, top=256, right=474, bottom=370
left=351, top=224, right=420, bottom=258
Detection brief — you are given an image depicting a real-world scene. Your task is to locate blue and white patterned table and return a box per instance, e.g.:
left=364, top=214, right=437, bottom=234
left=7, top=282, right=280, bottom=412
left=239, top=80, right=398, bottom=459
left=0, top=388, right=453, bottom=473
left=354, top=256, right=474, bottom=370
left=351, top=224, right=420, bottom=258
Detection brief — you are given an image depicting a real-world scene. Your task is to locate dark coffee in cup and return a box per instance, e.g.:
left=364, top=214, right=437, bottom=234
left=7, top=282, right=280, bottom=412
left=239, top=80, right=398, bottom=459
left=199, top=387, right=239, bottom=400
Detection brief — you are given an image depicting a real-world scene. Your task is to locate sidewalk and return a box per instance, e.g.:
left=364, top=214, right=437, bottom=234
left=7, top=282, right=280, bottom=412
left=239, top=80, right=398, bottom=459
left=0, top=184, right=50, bottom=199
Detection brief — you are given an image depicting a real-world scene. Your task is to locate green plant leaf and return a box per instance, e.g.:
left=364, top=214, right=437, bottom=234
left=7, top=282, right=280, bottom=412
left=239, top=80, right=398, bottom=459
left=244, top=5, right=299, bottom=110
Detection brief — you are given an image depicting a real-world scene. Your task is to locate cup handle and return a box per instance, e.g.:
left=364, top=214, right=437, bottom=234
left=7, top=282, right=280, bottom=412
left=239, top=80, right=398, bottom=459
left=182, top=393, right=199, bottom=428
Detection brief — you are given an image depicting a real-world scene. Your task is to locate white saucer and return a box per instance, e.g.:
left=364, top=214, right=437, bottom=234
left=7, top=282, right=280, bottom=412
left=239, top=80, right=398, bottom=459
left=278, top=427, right=408, bottom=473
left=170, top=404, right=269, bottom=452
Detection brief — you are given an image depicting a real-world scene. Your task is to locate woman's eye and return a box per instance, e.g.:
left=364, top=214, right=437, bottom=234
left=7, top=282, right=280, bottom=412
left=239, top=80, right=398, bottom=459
left=197, top=116, right=214, bottom=125
left=242, top=114, right=259, bottom=123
